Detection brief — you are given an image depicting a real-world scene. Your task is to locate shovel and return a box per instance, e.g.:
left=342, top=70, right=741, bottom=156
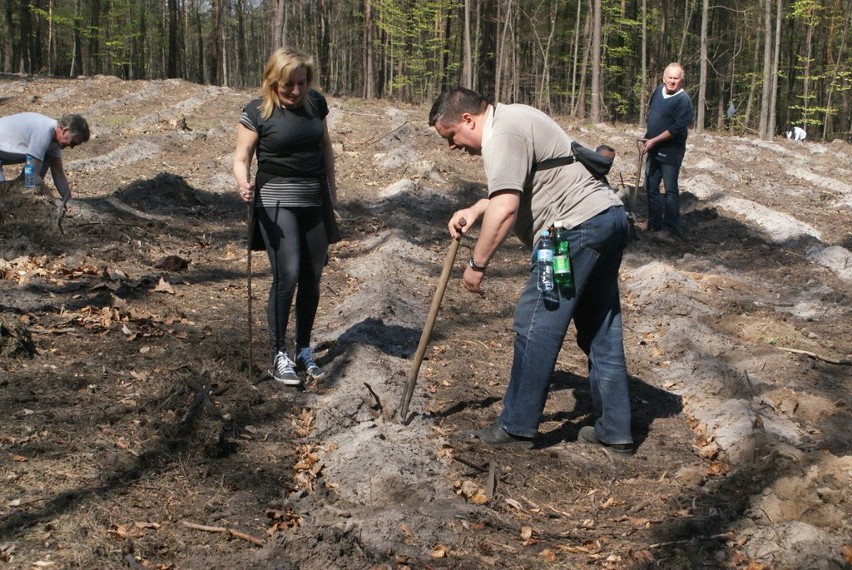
left=398, top=219, right=465, bottom=422
left=627, top=139, right=647, bottom=239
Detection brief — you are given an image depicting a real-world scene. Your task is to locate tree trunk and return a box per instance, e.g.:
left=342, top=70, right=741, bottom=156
left=496, top=0, right=515, bottom=103
left=575, top=0, right=592, bottom=119
left=800, top=5, right=815, bottom=130
left=696, top=0, right=708, bottom=133
left=237, top=0, right=248, bottom=86
left=89, top=0, right=100, bottom=75
left=767, top=0, right=782, bottom=137
left=590, top=0, right=601, bottom=123
left=168, top=0, right=180, bottom=78
left=462, top=0, right=472, bottom=88
left=221, top=1, right=229, bottom=87
left=47, top=0, right=55, bottom=75
left=195, top=0, right=206, bottom=83
left=2, top=0, right=12, bottom=72
left=744, top=30, right=761, bottom=131
left=639, top=0, right=647, bottom=126
left=273, top=0, right=285, bottom=51
left=822, top=0, right=851, bottom=138
left=570, top=0, right=582, bottom=115
left=759, top=0, right=773, bottom=139
left=677, top=0, right=695, bottom=63
left=364, top=0, right=374, bottom=98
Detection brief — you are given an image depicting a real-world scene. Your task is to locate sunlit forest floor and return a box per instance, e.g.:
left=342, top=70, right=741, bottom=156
left=1, top=75, right=850, bottom=569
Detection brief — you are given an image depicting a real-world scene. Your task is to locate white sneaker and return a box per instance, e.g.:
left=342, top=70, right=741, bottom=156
left=270, top=351, right=300, bottom=385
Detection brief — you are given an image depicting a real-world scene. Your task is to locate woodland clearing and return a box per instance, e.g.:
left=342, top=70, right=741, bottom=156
left=0, top=75, right=850, bottom=569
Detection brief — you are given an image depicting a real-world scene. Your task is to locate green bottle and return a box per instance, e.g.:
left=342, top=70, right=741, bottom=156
left=552, top=221, right=573, bottom=288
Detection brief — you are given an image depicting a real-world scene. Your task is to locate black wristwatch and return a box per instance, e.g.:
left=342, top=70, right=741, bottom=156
left=467, top=257, right=487, bottom=272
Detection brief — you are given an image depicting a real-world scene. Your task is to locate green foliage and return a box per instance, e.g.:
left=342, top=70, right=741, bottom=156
left=30, top=6, right=77, bottom=29
left=788, top=0, right=822, bottom=24
left=2, top=0, right=850, bottom=138
left=375, top=0, right=456, bottom=98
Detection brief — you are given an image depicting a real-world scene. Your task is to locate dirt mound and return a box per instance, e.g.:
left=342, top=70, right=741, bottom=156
left=1, top=76, right=850, bottom=569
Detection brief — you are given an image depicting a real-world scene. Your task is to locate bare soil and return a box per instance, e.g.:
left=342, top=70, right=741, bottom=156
left=1, top=75, right=850, bottom=570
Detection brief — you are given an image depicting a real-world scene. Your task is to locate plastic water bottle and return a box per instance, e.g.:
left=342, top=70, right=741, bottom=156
left=24, top=155, right=36, bottom=188
left=534, top=229, right=555, bottom=292
left=552, top=221, right=573, bottom=289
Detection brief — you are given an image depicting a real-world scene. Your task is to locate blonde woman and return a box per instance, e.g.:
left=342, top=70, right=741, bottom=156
left=233, top=46, right=338, bottom=386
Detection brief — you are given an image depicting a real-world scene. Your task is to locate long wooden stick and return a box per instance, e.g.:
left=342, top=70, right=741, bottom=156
left=180, top=520, right=265, bottom=546
left=398, top=221, right=465, bottom=421
left=246, top=202, right=254, bottom=380
left=630, top=139, right=646, bottom=216
left=778, top=346, right=851, bottom=365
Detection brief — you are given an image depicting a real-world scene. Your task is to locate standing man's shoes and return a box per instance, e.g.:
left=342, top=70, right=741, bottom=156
left=467, top=422, right=534, bottom=449
left=578, top=426, right=634, bottom=456
left=665, top=227, right=687, bottom=241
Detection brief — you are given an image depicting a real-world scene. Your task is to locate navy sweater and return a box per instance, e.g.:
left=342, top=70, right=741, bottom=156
left=644, top=85, right=694, bottom=164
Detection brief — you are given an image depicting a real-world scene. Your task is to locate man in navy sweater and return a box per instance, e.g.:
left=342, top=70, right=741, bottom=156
left=642, top=63, right=694, bottom=237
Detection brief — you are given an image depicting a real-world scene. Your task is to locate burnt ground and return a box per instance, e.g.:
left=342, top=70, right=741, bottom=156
left=0, top=75, right=850, bottom=569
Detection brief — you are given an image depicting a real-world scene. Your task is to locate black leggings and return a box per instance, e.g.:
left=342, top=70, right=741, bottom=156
left=257, top=205, right=328, bottom=354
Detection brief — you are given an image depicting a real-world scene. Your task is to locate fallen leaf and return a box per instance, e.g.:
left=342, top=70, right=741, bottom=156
left=113, top=524, right=142, bottom=538
left=430, top=545, right=446, bottom=558
left=557, top=545, right=590, bottom=554
left=153, top=278, right=175, bottom=294
left=469, top=490, right=489, bottom=504
left=11, top=454, right=27, bottom=462
left=539, top=548, right=556, bottom=562
left=121, top=324, right=137, bottom=340
left=520, top=526, right=533, bottom=540
left=842, top=545, right=852, bottom=564
left=505, top=498, right=525, bottom=511
left=458, top=480, right=483, bottom=500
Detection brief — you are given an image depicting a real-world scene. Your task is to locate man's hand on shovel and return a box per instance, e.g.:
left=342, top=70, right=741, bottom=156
left=449, top=209, right=476, bottom=239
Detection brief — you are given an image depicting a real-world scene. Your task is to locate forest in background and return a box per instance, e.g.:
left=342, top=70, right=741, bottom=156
left=2, top=0, right=851, bottom=140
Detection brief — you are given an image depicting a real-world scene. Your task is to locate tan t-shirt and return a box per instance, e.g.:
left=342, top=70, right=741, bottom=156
left=482, top=104, right=622, bottom=249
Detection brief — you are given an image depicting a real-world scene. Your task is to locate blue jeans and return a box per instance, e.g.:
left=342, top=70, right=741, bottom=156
left=499, top=206, right=632, bottom=444
left=644, top=155, right=682, bottom=232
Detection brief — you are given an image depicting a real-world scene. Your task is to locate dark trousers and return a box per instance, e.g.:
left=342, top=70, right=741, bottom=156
left=644, top=156, right=682, bottom=232
left=257, top=205, right=328, bottom=354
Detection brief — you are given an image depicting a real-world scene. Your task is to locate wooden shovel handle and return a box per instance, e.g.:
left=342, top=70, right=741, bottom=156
left=398, top=219, right=466, bottom=421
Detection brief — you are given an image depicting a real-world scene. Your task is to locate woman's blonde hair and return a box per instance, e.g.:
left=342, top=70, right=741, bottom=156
left=259, top=46, right=316, bottom=119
